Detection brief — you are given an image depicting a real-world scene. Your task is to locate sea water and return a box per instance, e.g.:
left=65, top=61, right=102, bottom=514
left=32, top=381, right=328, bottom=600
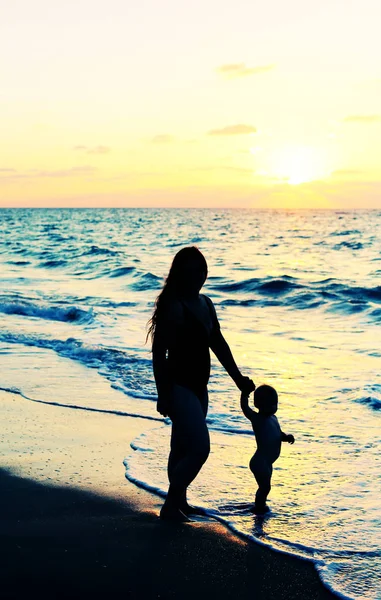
left=0, top=208, right=380, bottom=600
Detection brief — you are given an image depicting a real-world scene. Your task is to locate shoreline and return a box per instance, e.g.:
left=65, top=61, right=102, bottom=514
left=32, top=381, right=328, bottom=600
left=0, top=389, right=335, bottom=599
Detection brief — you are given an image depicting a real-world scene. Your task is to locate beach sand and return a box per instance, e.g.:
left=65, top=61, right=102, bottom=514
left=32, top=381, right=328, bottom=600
left=0, top=389, right=335, bottom=599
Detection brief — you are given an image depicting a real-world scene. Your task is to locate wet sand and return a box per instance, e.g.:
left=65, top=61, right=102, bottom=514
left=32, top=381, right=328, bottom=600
left=0, top=390, right=335, bottom=599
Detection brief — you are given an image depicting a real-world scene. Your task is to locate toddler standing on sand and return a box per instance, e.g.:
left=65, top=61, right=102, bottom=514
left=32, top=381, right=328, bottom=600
left=240, top=384, right=294, bottom=514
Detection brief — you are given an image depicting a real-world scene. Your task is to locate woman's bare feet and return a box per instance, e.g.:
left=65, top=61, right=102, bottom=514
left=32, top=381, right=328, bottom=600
left=179, top=502, right=205, bottom=517
left=160, top=502, right=191, bottom=522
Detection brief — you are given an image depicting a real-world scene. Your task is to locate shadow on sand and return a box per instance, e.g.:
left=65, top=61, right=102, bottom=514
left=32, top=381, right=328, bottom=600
left=0, top=468, right=334, bottom=600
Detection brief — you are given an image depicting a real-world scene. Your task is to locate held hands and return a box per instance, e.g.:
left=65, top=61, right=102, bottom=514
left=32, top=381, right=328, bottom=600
left=286, top=434, right=295, bottom=444
left=237, top=375, right=255, bottom=396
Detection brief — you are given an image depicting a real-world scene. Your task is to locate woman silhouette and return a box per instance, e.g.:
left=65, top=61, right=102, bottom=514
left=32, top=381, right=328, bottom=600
left=147, top=247, right=254, bottom=521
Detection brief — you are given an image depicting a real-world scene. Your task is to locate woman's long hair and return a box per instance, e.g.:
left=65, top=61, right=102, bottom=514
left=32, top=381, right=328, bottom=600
left=146, top=246, right=208, bottom=345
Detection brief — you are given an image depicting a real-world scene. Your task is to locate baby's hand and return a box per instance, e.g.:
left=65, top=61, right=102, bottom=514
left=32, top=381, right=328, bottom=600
left=287, top=434, right=295, bottom=444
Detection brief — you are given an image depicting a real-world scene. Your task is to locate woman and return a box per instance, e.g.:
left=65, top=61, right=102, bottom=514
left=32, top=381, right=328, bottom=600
left=147, top=247, right=255, bottom=521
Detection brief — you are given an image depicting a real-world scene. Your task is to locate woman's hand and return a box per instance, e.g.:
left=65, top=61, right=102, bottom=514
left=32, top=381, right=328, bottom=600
left=157, top=395, right=170, bottom=417
left=236, top=375, right=255, bottom=395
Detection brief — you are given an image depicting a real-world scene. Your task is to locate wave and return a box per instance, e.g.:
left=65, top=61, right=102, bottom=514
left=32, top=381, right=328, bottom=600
left=327, top=301, right=367, bottom=315
left=0, top=329, right=156, bottom=404
left=257, top=278, right=303, bottom=293
left=5, top=273, right=379, bottom=324
left=210, top=276, right=381, bottom=315
left=342, top=285, right=381, bottom=302
left=39, top=259, right=68, bottom=268
left=82, top=245, right=120, bottom=256
left=220, top=299, right=257, bottom=307
left=85, top=265, right=137, bottom=279
left=370, top=308, right=381, bottom=321
left=213, top=276, right=303, bottom=296
left=131, top=272, right=162, bottom=291
left=330, top=229, right=361, bottom=237
left=333, top=241, right=364, bottom=250
left=0, top=296, right=94, bottom=324
left=72, top=264, right=161, bottom=289
left=0, top=327, right=257, bottom=437
left=5, top=260, right=31, bottom=266
left=285, top=292, right=323, bottom=309
left=355, top=396, right=381, bottom=411
left=107, top=266, right=136, bottom=278
left=0, top=385, right=163, bottom=422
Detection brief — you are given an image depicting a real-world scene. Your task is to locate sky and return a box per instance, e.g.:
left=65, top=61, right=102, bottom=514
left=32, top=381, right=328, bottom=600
left=1, top=0, right=381, bottom=208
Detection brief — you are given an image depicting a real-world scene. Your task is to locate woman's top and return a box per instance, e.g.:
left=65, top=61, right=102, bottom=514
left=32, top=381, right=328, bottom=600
left=166, top=295, right=220, bottom=399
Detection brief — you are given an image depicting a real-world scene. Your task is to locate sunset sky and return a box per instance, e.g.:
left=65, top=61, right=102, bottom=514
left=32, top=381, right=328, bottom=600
left=1, top=0, right=380, bottom=208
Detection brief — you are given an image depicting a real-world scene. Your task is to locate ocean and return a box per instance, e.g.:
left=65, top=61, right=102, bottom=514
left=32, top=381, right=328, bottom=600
left=0, top=207, right=380, bottom=600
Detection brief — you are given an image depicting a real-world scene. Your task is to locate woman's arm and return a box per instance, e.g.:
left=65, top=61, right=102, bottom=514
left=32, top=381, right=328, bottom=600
left=210, top=328, right=244, bottom=386
left=206, top=296, right=254, bottom=393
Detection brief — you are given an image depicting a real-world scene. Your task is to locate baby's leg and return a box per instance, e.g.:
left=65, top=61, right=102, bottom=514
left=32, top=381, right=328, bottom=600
left=249, top=454, right=272, bottom=511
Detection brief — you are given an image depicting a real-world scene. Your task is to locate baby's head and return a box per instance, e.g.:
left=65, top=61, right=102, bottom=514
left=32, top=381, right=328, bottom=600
left=254, top=385, right=278, bottom=415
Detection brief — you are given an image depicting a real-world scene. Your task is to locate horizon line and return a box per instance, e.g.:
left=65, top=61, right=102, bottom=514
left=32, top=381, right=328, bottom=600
left=0, top=206, right=380, bottom=211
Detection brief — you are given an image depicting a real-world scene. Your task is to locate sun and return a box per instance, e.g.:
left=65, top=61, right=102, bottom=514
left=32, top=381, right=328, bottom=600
left=270, top=145, right=327, bottom=185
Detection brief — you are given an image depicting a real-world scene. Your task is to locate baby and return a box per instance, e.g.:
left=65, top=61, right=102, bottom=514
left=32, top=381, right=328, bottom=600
left=240, top=384, right=294, bottom=514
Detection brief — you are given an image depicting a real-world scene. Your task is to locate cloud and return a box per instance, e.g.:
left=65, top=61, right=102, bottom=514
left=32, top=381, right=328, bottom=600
left=343, top=115, right=381, bottom=123
left=151, top=134, right=175, bottom=144
left=188, top=165, right=253, bottom=175
left=74, top=145, right=111, bottom=154
left=216, top=63, right=274, bottom=78
left=87, top=146, right=111, bottom=154
left=0, top=168, right=16, bottom=172
left=207, top=124, right=256, bottom=136
left=38, top=166, right=98, bottom=177
left=331, top=169, right=363, bottom=177
left=0, top=166, right=98, bottom=181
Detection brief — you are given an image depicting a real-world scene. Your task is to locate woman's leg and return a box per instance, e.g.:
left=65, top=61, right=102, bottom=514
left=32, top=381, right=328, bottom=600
left=167, top=387, right=208, bottom=481
left=162, top=385, right=209, bottom=518
left=167, top=420, right=186, bottom=483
